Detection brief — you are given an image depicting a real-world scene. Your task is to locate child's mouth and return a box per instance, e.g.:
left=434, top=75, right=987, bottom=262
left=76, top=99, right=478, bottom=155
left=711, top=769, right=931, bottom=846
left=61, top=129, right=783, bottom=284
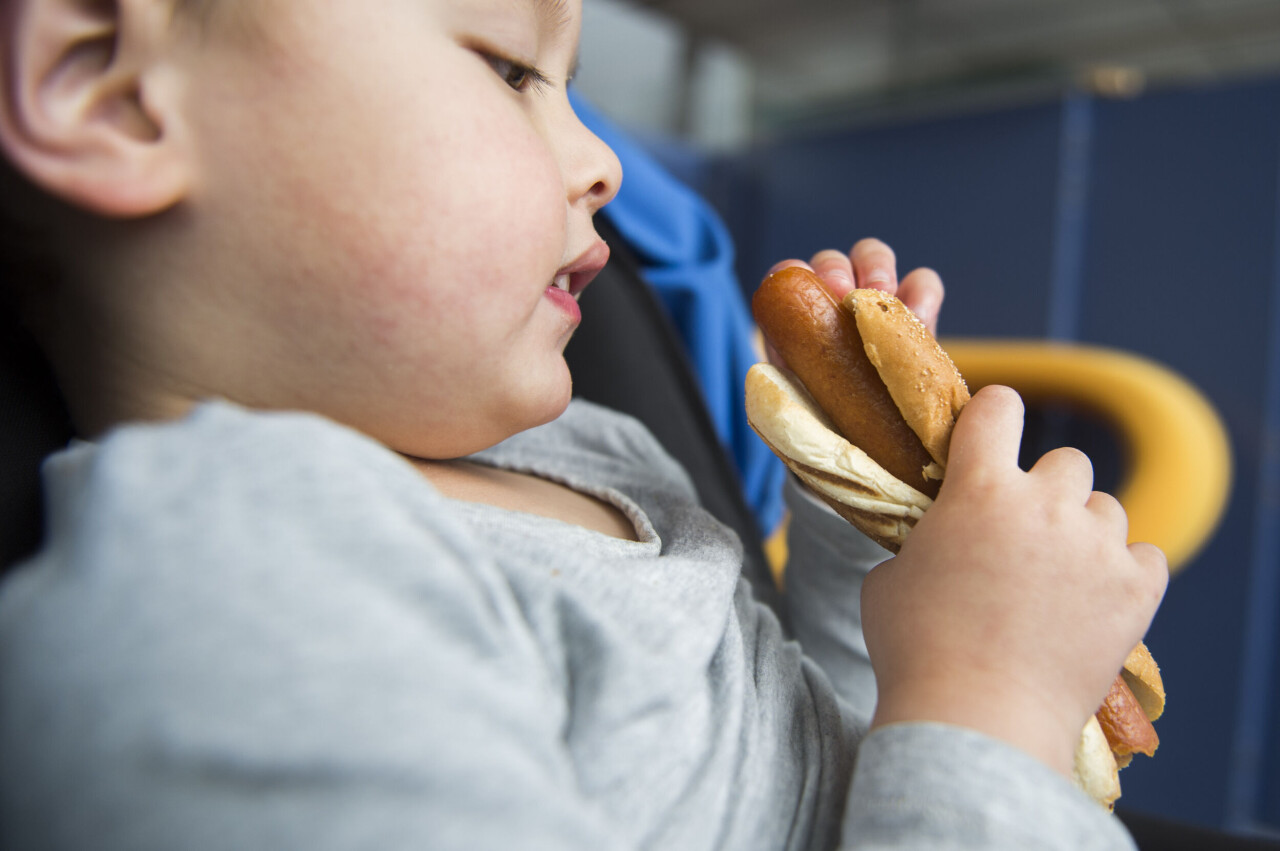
left=544, top=278, right=583, bottom=324
left=552, top=242, right=610, bottom=300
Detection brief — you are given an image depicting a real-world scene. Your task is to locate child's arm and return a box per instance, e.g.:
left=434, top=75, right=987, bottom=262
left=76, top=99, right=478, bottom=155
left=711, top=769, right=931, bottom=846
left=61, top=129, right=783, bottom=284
left=767, top=242, right=1163, bottom=848
left=765, top=241, right=1165, bottom=775
left=863, top=384, right=1168, bottom=777
left=836, top=387, right=1162, bottom=848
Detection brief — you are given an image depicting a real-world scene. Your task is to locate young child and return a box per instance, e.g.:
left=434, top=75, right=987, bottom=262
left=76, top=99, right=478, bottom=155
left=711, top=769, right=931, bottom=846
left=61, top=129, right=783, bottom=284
left=0, top=1, right=1167, bottom=849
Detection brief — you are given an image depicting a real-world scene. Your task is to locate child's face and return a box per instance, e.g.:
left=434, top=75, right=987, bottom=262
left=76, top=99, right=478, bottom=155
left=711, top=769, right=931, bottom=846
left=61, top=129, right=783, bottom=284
left=176, top=0, right=620, bottom=458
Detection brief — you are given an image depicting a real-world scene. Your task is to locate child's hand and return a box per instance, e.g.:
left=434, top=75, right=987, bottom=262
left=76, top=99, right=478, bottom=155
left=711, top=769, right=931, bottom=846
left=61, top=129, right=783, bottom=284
left=860, top=385, right=1168, bottom=777
left=768, top=238, right=944, bottom=336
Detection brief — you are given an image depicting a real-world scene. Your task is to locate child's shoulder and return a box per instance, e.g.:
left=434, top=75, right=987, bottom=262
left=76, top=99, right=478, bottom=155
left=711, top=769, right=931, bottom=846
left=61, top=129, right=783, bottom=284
left=64, top=400, right=417, bottom=504
left=30, top=401, right=463, bottom=571
left=9, top=399, right=515, bottom=640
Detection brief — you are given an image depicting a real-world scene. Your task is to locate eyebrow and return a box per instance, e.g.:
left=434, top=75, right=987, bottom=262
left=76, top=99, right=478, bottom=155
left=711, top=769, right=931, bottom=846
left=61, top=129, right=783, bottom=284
left=531, top=0, right=572, bottom=36
left=528, top=0, right=580, bottom=80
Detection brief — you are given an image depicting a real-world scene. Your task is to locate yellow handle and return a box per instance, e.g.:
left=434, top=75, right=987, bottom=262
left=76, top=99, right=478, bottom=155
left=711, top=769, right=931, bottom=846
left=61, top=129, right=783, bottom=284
left=941, top=339, right=1233, bottom=574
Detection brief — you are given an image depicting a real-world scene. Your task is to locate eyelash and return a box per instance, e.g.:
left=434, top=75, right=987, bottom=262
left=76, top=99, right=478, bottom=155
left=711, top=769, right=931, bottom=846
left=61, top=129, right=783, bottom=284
left=484, top=52, right=552, bottom=94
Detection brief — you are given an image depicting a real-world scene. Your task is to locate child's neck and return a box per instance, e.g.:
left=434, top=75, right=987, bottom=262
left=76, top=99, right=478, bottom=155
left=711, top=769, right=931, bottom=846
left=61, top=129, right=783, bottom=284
left=412, top=458, right=639, bottom=542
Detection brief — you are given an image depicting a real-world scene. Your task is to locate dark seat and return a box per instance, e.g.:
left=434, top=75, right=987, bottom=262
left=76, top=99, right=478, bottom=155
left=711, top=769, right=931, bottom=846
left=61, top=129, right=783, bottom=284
left=0, top=315, right=72, bottom=571
left=565, top=216, right=780, bottom=612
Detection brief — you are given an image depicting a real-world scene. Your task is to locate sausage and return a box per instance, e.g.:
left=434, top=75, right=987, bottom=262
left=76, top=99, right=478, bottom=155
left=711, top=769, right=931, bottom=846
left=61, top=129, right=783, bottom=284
left=1097, top=673, right=1160, bottom=760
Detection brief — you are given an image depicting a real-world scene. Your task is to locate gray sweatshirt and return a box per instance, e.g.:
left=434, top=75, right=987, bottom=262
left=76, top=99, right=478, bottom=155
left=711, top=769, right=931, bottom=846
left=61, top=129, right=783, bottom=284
left=0, top=400, right=1134, bottom=850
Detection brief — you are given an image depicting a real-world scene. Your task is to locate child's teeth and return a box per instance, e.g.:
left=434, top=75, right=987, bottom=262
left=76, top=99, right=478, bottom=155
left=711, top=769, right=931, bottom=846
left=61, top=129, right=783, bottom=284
left=553, top=274, right=570, bottom=291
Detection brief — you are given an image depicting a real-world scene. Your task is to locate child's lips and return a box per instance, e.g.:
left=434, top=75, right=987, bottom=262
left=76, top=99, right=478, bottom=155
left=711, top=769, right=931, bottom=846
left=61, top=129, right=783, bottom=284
left=544, top=283, right=582, bottom=323
left=544, top=241, right=609, bottom=325
left=555, top=240, right=610, bottom=298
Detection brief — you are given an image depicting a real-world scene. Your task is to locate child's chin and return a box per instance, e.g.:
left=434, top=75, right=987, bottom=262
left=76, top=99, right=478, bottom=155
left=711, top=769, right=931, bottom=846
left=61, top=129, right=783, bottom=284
left=498, top=371, right=574, bottom=437
left=533, top=384, right=574, bottom=427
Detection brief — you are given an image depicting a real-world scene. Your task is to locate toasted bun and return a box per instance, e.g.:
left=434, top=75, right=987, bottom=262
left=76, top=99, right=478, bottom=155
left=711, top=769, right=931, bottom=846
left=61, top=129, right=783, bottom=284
left=1122, top=641, right=1166, bottom=722
left=845, top=289, right=970, bottom=473
left=1076, top=641, right=1164, bottom=807
left=745, top=362, right=931, bottom=552
left=1073, top=715, right=1122, bottom=811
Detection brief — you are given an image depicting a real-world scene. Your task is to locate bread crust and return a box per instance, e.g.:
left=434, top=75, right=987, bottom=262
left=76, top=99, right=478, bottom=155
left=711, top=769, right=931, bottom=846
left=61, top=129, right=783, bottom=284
left=1122, top=641, right=1166, bottom=722
left=845, top=289, right=970, bottom=473
left=1073, top=715, right=1122, bottom=811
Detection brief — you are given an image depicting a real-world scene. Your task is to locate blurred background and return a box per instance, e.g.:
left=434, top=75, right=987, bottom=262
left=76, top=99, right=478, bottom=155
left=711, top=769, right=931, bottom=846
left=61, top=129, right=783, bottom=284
left=573, top=0, right=1280, bottom=838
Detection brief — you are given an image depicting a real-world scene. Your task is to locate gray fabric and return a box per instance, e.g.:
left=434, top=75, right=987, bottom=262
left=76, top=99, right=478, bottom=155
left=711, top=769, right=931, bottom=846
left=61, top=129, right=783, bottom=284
left=0, top=400, right=1134, bottom=850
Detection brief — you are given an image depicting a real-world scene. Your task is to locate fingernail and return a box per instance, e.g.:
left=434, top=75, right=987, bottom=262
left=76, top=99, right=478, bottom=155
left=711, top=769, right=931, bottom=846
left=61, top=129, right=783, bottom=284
left=913, top=294, right=939, bottom=327
left=865, top=269, right=893, bottom=287
left=827, top=267, right=854, bottom=289
left=767, top=259, right=812, bottom=276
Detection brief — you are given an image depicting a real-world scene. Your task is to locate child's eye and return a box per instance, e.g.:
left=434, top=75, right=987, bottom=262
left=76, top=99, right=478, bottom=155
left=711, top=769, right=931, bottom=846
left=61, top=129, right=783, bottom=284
left=484, top=53, right=550, bottom=94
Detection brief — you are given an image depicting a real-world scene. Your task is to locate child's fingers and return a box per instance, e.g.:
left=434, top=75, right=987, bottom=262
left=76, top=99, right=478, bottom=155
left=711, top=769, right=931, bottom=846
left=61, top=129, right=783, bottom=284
left=1085, top=489, right=1128, bottom=532
left=850, top=238, right=898, bottom=293
left=1118, top=540, right=1170, bottom=638
left=1129, top=540, right=1167, bottom=570
left=1129, top=541, right=1170, bottom=598
left=896, top=267, right=944, bottom=335
left=1029, top=446, right=1095, bottom=500
left=766, top=258, right=811, bottom=277
left=943, top=385, right=1025, bottom=479
left=809, top=250, right=856, bottom=299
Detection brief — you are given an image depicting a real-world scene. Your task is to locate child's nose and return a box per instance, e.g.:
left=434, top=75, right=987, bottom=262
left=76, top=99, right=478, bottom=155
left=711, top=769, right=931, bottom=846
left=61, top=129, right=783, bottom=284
left=566, top=120, right=622, bottom=214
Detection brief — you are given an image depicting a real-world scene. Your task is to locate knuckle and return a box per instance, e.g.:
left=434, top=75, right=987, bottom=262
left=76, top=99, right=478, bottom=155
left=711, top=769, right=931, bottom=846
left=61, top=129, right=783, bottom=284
left=1043, top=445, right=1094, bottom=478
left=1054, top=445, right=1091, bottom=465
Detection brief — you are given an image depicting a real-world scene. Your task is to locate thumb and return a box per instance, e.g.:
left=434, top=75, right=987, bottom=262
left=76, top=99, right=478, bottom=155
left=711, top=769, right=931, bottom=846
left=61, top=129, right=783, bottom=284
left=944, top=385, right=1026, bottom=482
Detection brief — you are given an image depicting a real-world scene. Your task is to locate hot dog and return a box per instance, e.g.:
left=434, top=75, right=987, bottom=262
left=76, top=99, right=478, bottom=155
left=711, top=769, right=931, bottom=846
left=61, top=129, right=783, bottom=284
left=1077, top=644, right=1165, bottom=809
left=749, top=265, right=947, bottom=497
left=745, top=265, right=967, bottom=552
left=744, top=264, right=1164, bottom=808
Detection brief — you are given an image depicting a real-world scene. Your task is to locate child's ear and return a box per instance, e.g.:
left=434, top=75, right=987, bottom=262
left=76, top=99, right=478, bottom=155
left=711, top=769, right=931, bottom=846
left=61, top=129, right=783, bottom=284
left=0, top=0, right=192, bottom=218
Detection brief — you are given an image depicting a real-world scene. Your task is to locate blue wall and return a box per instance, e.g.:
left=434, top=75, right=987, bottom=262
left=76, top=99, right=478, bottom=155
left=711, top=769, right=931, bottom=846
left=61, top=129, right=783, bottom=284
left=691, top=75, right=1280, bottom=834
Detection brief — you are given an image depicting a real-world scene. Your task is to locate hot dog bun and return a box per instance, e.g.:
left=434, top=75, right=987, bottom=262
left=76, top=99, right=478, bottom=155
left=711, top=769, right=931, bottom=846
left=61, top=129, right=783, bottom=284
left=747, top=265, right=968, bottom=550
left=752, top=266, right=948, bottom=497
left=846, top=288, right=969, bottom=471
left=744, top=361, right=931, bottom=552
left=1121, top=640, right=1166, bottom=723
left=1074, top=643, right=1165, bottom=809
left=1073, top=715, right=1123, bottom=810
left=744, top=264, right=1164, bottom=809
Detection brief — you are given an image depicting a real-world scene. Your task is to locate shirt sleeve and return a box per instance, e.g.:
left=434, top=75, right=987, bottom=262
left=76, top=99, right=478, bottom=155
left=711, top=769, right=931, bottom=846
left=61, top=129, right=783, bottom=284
left=778, top=475, right=890, bottom=726
left=844, top=724, right=1137, bottom=850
